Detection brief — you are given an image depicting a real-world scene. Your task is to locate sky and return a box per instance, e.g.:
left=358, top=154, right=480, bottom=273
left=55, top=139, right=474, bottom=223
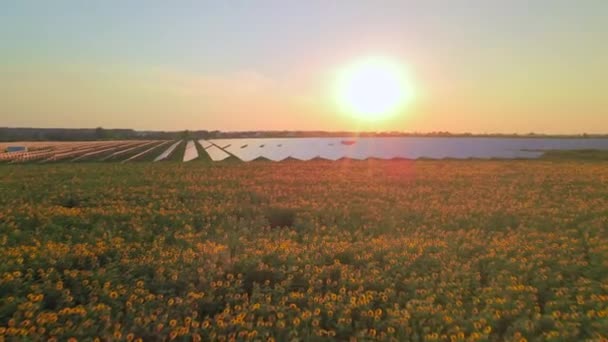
left=1, top=0, right=607, bottom=134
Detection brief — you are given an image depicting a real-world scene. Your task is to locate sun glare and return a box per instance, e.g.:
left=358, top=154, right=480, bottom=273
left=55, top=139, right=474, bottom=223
left=335, top=56, right=414, bottom=121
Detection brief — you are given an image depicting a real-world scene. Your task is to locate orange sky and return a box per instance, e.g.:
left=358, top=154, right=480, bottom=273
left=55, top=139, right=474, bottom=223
left=1, top=1, right=607, bottom=134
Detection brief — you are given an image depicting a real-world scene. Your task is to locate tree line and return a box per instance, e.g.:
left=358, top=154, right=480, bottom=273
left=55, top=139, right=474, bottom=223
left=1, top=127, right=606, bottom=142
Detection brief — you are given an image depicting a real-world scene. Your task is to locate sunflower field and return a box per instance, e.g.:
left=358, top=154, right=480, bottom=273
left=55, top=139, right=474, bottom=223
left=0, top=160, right=607, bottom=341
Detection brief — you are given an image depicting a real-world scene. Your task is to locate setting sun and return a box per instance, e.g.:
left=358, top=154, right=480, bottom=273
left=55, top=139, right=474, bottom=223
left=335, top=56, right=414, bottom=121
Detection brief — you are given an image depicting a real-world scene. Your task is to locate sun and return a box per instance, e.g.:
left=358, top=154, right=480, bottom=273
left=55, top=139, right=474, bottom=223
left=335, top=56, right=414, bottom=121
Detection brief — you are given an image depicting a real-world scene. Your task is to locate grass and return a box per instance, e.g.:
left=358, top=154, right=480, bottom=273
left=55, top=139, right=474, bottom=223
left=540, top=149, right=608, bottom=161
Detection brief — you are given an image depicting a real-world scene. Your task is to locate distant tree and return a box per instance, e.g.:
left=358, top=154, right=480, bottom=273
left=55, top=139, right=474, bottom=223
left=96, top=127, right=117, bottom=140
left=180, top=130, right=191, bottom=139
left=95, top=127, right=107, bottom=140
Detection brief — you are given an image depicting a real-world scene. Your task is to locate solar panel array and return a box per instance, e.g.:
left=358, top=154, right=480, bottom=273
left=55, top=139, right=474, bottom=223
left=198, top=140, right=230, bottom=161
left=183, top=140, right=199, bottom=162
left=205, top=137, right=608, bottom=161
left=154, top=141, right=182, bottom=162
left=3, top=137, right=608, bottom=163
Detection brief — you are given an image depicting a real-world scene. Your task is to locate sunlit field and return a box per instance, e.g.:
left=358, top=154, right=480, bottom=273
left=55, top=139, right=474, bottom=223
left=1, top=160, right=607, bottom=341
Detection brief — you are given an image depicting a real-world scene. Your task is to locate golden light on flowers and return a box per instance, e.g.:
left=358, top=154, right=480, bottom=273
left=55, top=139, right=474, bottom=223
left=335, top=56, right=415, bottom=121
left=0, top=161, right=607, bottom=340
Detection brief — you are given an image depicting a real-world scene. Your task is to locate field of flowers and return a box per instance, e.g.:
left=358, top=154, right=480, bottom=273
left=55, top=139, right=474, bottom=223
left=1, top=160, right=607, bottom=341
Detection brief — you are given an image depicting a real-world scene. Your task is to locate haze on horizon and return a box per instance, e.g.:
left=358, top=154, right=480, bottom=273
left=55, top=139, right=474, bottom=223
left=1, top=1, right=607, bottom=134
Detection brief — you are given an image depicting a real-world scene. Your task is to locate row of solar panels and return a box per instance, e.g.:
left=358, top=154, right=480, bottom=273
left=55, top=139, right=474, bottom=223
left=0, top=140, right=197, bottom=163
left=4, top=137, right=608, bottom=163
left=203, top=137, right=526, bottom=161
left=199, top=137, right=608, bottom=161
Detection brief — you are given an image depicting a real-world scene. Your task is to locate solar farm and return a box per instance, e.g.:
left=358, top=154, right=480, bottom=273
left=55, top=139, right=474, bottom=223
left=0, top=139, right=360, bottom=163
left=0, top=138, right=401, bottom=163
left=0, top=138, right=383, bottom=163
left=0, top=140, right=213, bottom=164
left=3, top=137, right=608, bottom=163
left=2, top=139, right=608, bottom=341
